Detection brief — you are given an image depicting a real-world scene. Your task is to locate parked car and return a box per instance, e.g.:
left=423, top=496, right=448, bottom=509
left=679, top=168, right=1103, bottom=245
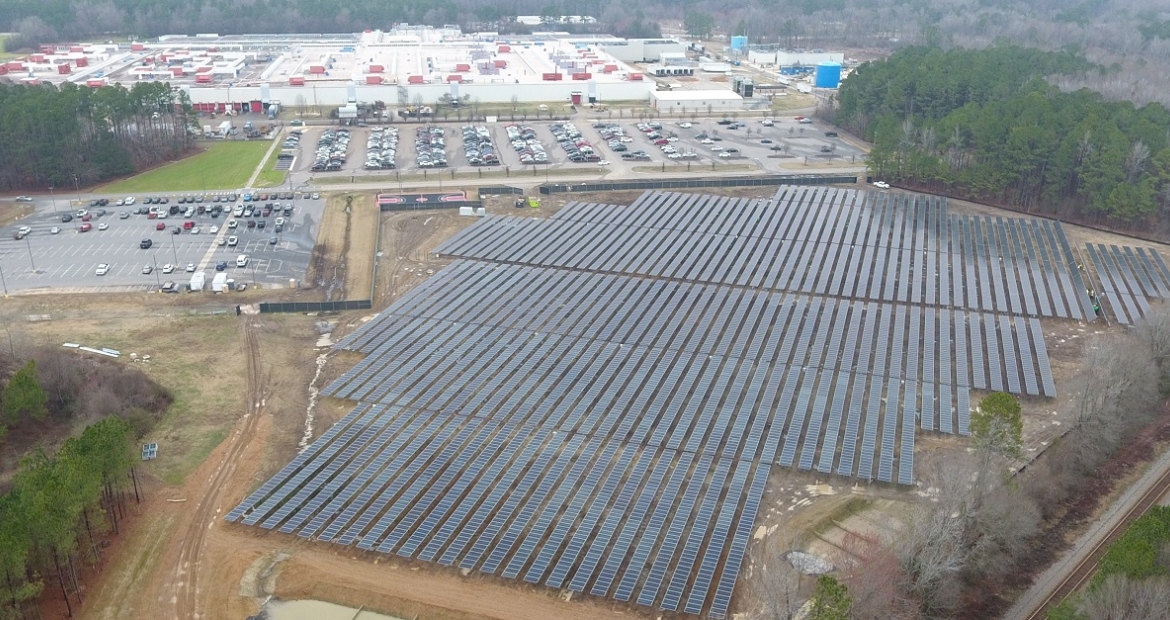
left=15, top=196, right=33, bottom=202
left=162, top=263, right=175, bottom=274
left=156, top=222, right=166, bottom=230
left=80, top=223, right=92, bottom=232
left=139, top=239, right=153, bottom=249
left=141, top=265, right=153, bottom=275
left=95, top=263, right=110, bottom=275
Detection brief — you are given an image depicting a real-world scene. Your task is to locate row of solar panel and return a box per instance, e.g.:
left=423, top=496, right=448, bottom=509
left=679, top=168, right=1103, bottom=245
left=549, top=188, right=947, bottom=254
left=332, top=262, right=1054, bottom=406
left=434, top=201, right=1096, bottom=321
left=226, top=405, right=765, bottom=618
left=1083, top=244, right=1170, bottom=325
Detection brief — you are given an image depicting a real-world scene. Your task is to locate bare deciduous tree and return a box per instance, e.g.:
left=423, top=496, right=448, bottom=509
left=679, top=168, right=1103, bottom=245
left=1079, top=575, right=1170, bottom=620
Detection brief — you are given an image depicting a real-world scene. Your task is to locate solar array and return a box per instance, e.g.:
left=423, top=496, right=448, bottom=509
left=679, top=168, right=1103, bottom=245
left=436, top=189, right=1097, bottom=320
left=1083, top=243, right=1170, bottom=324
left=227, top=402, right=768, bottom=616
left=230, top=187, right=1102, bottom=618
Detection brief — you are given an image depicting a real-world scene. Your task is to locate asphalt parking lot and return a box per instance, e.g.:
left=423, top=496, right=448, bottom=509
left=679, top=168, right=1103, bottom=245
left=0, top=195, right=324, bottom=293
left=283, top=116, right=864, bottom=181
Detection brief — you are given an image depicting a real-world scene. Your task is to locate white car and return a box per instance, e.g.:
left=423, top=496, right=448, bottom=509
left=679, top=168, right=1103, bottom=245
left=233, top=206, right=244, bottom=217
left=598, top=160, right=610, bottom=166
left=209, top=225, right=219, bottom=234
left=162, top=264, right=175, bottom=274
left=678, top=122, right=692, bottom=128
left=190, top=227, right=200, bottom=234
left=667, top=153, right=681, bottom=159
left=710, top=145, right=723, bottom=151
left=873, top=181, right=890, bottom=189
left=115, top=199, right=124, bottom=206
left=98, top=222, right=108, bottom=230
left=124, top=197, right=136, bottom=205
left=227, top=236, right=238, bottom=246
left=228, top=219, right=238, bottom=229
left=185, top=263, right=195, bottom=272
left=700, top=138, right=714, bottom=144
left=15, top=196, right=33, bottom=202
left=619, top=136, right=633, bottom=143
left=50, top=226, right=60, bottom=234
left=95, top=263, right=110, bottom=276
left=274, top=217, right=285, bottom=227
left=76, top=209, right=88, bottom=217
left=718, top=151, right=732, bottom=158
left=218, top=237, right=227, bottom=246
left=17, top=225, right=31, bottom=235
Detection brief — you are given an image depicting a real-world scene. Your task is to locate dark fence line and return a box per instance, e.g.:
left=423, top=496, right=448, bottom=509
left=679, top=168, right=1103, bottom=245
left=379, top=200, right=483, bottom=211
left=537, top=174, right=858, bottom=194
left=478, top=186, right=526, bottom=196
left=258, top=300, right=373, bottom=313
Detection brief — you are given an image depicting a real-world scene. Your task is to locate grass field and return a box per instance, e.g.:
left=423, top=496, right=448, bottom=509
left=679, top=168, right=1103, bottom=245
left=253, top=145, right=288, bottom=188
left=100, top=140, right=273, bottom=193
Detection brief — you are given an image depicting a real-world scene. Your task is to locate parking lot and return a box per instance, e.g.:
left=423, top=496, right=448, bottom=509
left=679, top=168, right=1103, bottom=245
left=291, top=116, right=862, bottom=178
left=0, top=193, right=324, bottom=293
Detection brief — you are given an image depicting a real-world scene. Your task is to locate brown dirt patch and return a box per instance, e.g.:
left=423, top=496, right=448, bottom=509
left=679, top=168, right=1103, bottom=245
left=0, top=201, right=34, bottom=228
left=306, top=192, right=379, bottom=301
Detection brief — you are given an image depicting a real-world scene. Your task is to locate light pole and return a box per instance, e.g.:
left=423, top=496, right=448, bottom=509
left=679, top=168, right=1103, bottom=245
left=73, top=174, right=81, bottom=205
left=171, top=239, right=179, bottom=265
left=152, top=254, right=161, bottom=287
left=49, top=186, right=58, bottom=218
left=0, top=262, right=7, bottom=296
left=23, top=234, right=35, bottom=271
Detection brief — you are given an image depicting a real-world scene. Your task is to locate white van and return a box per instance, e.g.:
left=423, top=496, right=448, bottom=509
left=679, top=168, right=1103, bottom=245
left=236, top=254, right=249, bottom=268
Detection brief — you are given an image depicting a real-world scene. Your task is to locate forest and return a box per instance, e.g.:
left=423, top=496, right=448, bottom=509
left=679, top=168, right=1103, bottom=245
left=0, top=350, right=173, bottom=618
left=832, top=45, right=1170, bottom=233
left=0, top=81, right=194, bottom=191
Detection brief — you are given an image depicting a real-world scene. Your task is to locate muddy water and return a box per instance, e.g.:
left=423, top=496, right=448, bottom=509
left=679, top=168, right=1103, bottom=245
left=265, top=599, right=405, bottom=620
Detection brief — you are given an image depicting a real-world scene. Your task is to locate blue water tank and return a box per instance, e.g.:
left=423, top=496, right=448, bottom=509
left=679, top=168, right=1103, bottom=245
left=815, top=61, right=842, bottom=88
left=730, top=36, right=748, bottom=52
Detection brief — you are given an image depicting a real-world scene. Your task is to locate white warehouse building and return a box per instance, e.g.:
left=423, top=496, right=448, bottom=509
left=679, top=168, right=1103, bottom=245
left=600, top=38, right=687, bottom=63
left=650, top=89, right=743, bottom=112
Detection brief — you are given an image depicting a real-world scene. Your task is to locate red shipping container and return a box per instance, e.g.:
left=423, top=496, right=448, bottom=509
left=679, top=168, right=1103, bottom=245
left=572, top=72, right=590, bottom=80
left=250, top=101, right=262, bottom=113
left=628, top=72, right=643, bottom=81
left=171, top=67, right=184, bottom=76
left=446, top=74, right=462, bottom=82
left=196, top=66, right=212, bottom=73
left=86, top=79, right=105, bottom=88
left=131, top=43, right=145, bottom=52
left=366, top=75, right=383, bottom=84
left=368, top=64, right=384, bottom=73
left=40, top=45, right=54, bottom=54
left=0, top=67, right=7, bottom=76
left=407, top=75, right=424, bottom=84
left=195, top=74, right=212, bottom=83
left=57, top=64, right=71, bottom=74
left=309, top=65, right=325, bottom=74
left=494, top=59, right=507, bottom=68
left=603, top=64, right=617, bottom=73
left=30, top=54, right=44, bottom=63
left=542, top=72, right=562, bottom=81
left=75, top=57, right=88, bottom=67
left=497, top=45, right=511, bottom=53
left=455, top=63, right=470, bottom=72
left=70, top=46, right=84, bottom=53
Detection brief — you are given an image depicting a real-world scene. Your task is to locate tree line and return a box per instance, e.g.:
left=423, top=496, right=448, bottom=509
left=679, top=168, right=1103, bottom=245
left=832, top=45, right=1170, bottom=234
left=0, top=349, right=173, bottom=616
left=0, top=416, right=140, bottom=618
left=0, top=81, right=194, bottom=191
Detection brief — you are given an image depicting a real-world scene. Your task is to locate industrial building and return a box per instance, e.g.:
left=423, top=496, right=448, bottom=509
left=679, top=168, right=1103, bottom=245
left=598, top=38, right=687, bottom=63
left=747, top=49, right=844, bottom=69
left=650, top=89, right=744, bottom=112
left=0, top=27, right=668, bottom=108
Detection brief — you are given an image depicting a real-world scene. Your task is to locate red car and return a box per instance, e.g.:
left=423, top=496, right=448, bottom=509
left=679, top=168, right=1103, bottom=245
left=79, top=223, right=92, bottom=232
left=81, top=213, right=92, bottom=221
left=183, top=220, right=195, bottom=229
left=155, top=222, right=166, bottom=230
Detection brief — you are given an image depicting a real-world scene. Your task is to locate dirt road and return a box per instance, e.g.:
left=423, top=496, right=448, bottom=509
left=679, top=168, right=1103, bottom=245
left=166, top=316, right=270, bottom=619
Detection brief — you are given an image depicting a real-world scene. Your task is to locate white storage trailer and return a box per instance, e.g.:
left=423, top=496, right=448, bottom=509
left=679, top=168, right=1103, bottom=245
left=211, top=272, right=228, bottom=292
left=189, top=271, right=206, bottom=291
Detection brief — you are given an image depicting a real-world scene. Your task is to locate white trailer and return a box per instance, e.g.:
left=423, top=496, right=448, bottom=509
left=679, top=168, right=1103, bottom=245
left=189, top=271, right=206, bottom=291
left=211, top=272, right=228, bottom=292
